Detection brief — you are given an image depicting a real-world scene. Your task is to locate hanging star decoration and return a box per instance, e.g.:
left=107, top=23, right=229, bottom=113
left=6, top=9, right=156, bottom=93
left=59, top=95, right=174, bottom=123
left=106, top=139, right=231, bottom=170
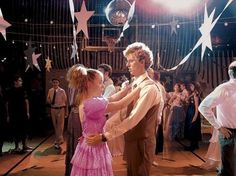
left=24, top=41, right=41, bottom=71
left=198, top=5, right=215, bottom=60
left=0, top=8, right=11, bottom=40
left=165, top=0, right=233, bottom=71
left=24, top=41, right=36, bottom=71
left=25, top=52, right=41, bottom=72
left=32, top=53, right=41, bottom=71
left=170, top=18, right=178, bottom=35
left=196, top=0, right=233, bottom=60
left=74, top=1, right=94, bottom=39
left=45, top=57, right=52, bottom=72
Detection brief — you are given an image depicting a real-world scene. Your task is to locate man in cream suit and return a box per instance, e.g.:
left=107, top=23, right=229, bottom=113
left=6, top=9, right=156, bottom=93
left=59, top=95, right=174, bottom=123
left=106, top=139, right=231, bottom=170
left=87, top=42, right=163, bottom=176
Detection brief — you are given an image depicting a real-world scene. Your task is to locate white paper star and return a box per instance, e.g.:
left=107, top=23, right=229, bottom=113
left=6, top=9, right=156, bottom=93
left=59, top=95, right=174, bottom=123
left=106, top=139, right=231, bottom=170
left=0, top=8, right=11, bottom=40
left=198, top=5, right=215, bottom=59
left=45, top=57, right=52, bottom=72
left=166, top=0, right=233, bottom=71
left=74, top=1, right=94, bottom=39
left=170, top=18, right=178, bottom=35
left=197, top=0, right=232, bottom=60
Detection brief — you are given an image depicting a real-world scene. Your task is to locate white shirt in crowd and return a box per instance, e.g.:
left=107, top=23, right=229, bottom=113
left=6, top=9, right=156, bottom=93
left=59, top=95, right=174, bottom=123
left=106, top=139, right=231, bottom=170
left=103, top=78, right=116, bottom=98
left=198, top=79, right=236, bottom=129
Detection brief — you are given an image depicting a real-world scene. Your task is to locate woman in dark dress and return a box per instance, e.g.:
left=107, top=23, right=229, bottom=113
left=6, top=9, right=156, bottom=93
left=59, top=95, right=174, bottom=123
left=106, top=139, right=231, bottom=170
left=184, top=83, right=202, bottom=151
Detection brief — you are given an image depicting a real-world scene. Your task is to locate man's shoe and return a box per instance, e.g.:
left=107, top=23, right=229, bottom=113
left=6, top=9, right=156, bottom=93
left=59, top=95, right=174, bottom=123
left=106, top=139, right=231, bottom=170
left=23, top=146, right=33, bottom=151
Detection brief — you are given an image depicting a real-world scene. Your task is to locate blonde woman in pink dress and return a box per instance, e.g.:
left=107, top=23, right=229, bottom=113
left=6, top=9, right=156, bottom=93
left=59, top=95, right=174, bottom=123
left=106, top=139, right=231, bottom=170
left=70, top=67, right=140, bottom=176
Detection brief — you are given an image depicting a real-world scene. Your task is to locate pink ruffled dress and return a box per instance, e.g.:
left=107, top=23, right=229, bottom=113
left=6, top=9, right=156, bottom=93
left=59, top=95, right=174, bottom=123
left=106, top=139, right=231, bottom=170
left=70, top=97, right=113, bottom=176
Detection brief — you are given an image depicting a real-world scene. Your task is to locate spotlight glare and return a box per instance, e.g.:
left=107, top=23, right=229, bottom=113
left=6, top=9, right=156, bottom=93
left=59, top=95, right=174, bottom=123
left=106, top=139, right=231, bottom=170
left=224, top=22, right=228, bottom=26
left=158, top=0, right=200, bottom=13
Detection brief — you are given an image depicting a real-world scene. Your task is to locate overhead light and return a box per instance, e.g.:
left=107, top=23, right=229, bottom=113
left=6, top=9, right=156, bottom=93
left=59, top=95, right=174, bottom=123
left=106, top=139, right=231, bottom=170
left=156, top=0, right=201, bottom=13
left=1, top=58, right=6, bottom=62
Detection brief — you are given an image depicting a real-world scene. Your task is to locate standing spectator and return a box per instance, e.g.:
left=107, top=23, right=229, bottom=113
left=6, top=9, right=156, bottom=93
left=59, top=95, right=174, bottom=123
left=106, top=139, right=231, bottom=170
left=198, top=61, right=236, bottom=176
left=166, top=83, right=185, bottom=141
left=98, top=64, right=116, bottom=98
left=65, top=64, right=82, bottom=176
left=0, top=85, right=7, bottom=156
left=184, top=83, right=202, bottom=151
left=47, top=78, right=67, bottom=149
left=6, top=75, right=31, bottom=153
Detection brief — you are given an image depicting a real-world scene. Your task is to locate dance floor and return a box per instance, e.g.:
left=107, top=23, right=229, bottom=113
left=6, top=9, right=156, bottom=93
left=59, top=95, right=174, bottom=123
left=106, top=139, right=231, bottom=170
left=0, top=131, right=217, bottom=176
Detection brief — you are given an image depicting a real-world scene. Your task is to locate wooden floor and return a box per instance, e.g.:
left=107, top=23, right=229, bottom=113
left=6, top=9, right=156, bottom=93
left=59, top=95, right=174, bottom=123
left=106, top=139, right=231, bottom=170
left=0, top=133, right=217, bottom=176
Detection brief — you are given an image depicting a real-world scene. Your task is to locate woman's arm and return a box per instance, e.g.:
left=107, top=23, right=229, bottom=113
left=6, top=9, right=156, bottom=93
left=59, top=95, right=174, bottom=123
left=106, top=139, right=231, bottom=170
left=106, top=87, right=140, bottom=113
left=192, top=93, right=199, bottom=122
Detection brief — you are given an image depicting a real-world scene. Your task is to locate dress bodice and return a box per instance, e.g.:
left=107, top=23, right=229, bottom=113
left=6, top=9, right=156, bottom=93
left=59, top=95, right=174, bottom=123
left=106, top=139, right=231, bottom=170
left=82, top=97, right=108, bottom=136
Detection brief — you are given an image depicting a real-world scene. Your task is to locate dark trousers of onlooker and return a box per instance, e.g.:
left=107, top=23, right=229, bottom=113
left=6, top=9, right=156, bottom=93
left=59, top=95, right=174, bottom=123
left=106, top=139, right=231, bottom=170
left=155, top=124, right=164, bottom=154
left=218, top=128, right=236, bottom=176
